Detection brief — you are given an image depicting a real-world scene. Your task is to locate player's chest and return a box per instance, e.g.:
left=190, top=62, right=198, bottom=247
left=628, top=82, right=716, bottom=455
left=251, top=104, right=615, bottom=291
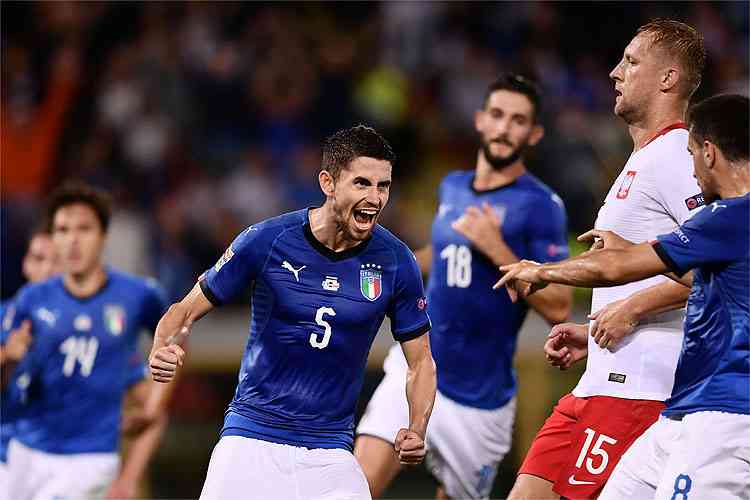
left=31, top=300, right=136, bottom=355
left=260, top=253, right=392, bottom=322
left=433, top=194, right=526, bottom=247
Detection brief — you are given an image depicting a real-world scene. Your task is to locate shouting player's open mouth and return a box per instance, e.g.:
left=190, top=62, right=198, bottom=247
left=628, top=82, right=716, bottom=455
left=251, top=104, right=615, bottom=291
left=352, top=206, right=379, bottom=232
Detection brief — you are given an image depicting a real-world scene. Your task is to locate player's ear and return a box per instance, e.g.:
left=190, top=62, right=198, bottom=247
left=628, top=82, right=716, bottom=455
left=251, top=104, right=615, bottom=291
left=319, top=170, right=335, bottom=196
left=703, top=140, right=716, bottom=169
left=528, top=124, right=544, bottom=146
left=474, top=110, right=484, bottom=134
left=660, top=67, right=679, bottom=92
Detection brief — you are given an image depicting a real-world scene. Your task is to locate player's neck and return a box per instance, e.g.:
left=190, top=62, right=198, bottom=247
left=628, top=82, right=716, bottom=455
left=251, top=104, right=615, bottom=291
left=474, top=151, right=526, bottom=191
left=63, top=264, right=108, bottom=299
left=308, top=205, right=363, bottom=253
left=629, top=101, right=687, bottom=151
left=717, top=164, right=750, bottom=200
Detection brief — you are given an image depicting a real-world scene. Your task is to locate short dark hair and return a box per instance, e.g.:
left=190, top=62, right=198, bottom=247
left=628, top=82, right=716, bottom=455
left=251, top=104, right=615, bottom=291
left=483, top=73, right=542, bottom=121
left=688, top=94, right=749, bottom=163
left=321, top=125, right=396, bottom=180
left=637, top=19, right=705, bottom=99
left=46, top=182, right=113, bottom=232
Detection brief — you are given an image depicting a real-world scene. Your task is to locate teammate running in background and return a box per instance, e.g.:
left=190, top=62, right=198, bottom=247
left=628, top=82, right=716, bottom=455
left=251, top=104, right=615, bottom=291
left=355, top=74, right=572, bottom=499
left=0, top=228, right=60, bottom=490
left=5, top=183, right=171, bottom=499
left=506, top=19, right=706, bottom=500
left=498, top=92, right=749, bottom=500
left=149, top=125, right=436, bottom=500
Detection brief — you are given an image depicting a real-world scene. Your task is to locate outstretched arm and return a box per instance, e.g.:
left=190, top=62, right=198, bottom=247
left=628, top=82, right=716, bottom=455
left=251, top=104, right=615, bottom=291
left=494, top=240, right=669, bottom=301
left=395, top=333, right=436, bottom=465
left=149, top=282, right=214, bottom=383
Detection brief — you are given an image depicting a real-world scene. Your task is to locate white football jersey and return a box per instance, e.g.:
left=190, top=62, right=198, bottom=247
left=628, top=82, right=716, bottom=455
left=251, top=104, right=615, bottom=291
left=573, top=127, right=703, bottom=401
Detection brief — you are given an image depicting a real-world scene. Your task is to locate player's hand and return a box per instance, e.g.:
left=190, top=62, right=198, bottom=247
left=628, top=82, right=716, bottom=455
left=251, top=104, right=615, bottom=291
left=4, top=320, right=33, bottom=363
left=105, top=476, right=137, bottom=499
left=452, top=203, right=505, bottom=260
left=544, top=323, right=588, bottom=370
left=577, top=229, right=633, bottom=251
left=493, top=260, right=548, bottom=301
left=589, top=299, right=639, bottom=350
left=394, top=428, right=426, bottom=465
left=149, top=344, right=185, bottom=383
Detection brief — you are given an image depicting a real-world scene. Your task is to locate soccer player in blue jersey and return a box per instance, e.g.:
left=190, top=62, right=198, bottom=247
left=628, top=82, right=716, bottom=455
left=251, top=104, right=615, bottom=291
left=5, top=183, right=171, bottom=499
left=355, top=74, right=572, bottom=499
left=497, top=93, right=749, bottom=500
left=0, top=228, right=59, bottom=490
left=149, top=125, right=436, bottom=499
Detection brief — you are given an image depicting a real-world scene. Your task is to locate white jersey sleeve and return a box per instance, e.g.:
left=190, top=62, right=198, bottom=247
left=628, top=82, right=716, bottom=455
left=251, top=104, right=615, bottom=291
left=573, top=128, right=702, bottom=402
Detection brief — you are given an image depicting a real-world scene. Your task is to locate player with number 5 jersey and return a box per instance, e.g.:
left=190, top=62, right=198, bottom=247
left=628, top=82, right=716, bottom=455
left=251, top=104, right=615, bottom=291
left=148, top=126, right=436, bottom=500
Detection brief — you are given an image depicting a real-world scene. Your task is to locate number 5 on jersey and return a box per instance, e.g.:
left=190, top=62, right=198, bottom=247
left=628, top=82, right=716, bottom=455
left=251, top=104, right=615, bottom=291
left=310, top=306, right=336, bottom=349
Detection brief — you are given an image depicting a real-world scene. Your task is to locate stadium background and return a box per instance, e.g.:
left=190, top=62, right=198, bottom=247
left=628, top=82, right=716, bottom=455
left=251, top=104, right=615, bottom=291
left=1, top=2, right=747, bottom=498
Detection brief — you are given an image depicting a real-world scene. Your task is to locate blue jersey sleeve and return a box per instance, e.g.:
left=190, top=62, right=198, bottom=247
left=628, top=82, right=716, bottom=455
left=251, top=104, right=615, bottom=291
left=0, top=301, right=12, bottom=345
left=200, top=225, right=275, bottom=305
left=654, top=201, right=748, bottom=276
left=387, top=246, right=431, bottom=342
left=526, top=193, right=570, bottom=264
left=140, top=279, right=169, bottom=333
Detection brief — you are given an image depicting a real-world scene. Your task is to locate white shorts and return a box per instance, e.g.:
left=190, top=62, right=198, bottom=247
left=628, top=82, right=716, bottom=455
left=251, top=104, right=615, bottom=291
left=600, top=412, right=750, bottom=500
left=7, top=439, right=119, bottom=500
left=357, top=345, right=516, bottom=499
left=0, top=462, right=8, bottom=500
left=200, top=436, right=371, bottom=500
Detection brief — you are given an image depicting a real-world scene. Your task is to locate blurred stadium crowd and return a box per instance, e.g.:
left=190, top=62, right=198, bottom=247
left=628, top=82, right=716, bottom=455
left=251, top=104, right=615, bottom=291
left=2, top=1, right=748, bottom=304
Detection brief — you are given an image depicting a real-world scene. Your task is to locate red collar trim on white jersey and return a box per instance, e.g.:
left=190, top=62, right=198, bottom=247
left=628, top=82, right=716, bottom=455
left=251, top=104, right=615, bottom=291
left=643, top=122, right=687, bottom=148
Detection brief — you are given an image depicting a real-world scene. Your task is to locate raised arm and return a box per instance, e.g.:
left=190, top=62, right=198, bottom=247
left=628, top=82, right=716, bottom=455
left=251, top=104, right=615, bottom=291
left=394, top=333, right=436, bottom=465
left=148, top=282, right=214, bottom=383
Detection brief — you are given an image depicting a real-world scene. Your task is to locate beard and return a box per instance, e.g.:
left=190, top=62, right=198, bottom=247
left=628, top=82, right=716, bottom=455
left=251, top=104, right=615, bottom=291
left=480, top=136, right=529, bottom=170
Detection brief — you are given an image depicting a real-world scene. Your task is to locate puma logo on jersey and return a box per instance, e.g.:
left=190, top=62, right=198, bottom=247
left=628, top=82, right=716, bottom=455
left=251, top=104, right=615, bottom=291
left=282, top=261, right=306, bottom=282
left=568, top=475, right=596, bottom=486
left=710, top=202, right=727, bottom=213
left=35, top=307, right=57, bottom=327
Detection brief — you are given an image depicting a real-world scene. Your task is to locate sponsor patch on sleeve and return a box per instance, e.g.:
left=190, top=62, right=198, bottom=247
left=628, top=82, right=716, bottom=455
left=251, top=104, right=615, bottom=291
left=684, top=193, right=705, bottom=210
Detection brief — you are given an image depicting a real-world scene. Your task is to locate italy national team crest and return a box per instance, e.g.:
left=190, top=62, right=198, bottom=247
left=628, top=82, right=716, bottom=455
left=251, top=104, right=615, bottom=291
left=104, top=305, right=126, bottom=336
left=360, top=264, right=383, bottom=301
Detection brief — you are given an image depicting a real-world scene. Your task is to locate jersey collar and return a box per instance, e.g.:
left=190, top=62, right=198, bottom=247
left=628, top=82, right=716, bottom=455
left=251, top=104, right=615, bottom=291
left=642, top=122, right=687, bottom=148
left=303, top=218, right=373, bottom=262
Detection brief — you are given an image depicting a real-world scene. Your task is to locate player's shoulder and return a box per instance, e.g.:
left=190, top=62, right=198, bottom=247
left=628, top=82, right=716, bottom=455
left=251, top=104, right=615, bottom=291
left=106, top=268, right=164, bottom=296
left=371, top=225, right=415, bottom=260
left=14, top=276, right=63, bottom=302
left=439, top=169, right=473, bottom=190
left=235, top=209, right=307, bottom=244
left=641, top=128, right=691, bottom=171
left=517, top=174, right=566, bottom=211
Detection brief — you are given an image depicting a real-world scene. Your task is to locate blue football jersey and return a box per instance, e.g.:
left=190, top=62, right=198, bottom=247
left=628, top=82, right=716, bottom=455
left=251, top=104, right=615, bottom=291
left=0, top=299, right=32, bottom=463
left=201, top=209, right=431, bottom=451
left=654, top=195, right=749, bottom=415
left=428, top=171, right=569, bottom=409
left=9, top=269, right=168, bottom=454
